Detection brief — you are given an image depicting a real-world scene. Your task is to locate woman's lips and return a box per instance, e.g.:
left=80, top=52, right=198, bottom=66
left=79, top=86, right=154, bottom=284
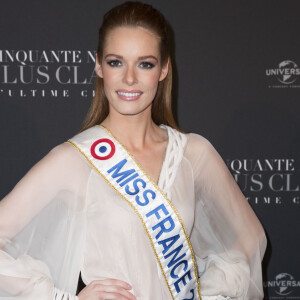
left=116, top=89, right=143, bottom=101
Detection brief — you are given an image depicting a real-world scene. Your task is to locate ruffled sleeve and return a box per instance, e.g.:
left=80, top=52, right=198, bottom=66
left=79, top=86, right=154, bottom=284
left=0, top=143, right=91, bottom=299
left=185, top=133, right=267, bottom=300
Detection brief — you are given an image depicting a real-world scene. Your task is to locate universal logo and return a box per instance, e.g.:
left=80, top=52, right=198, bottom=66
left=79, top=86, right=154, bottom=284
left=264, top=273, right=300, bottom=298
left=266, top=60, right=300, bottom=88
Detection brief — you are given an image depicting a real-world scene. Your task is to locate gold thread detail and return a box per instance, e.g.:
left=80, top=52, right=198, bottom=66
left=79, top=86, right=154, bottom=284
left=98, top=125, right=202, bottom=300
left=65, top=140, right=175, bottom=299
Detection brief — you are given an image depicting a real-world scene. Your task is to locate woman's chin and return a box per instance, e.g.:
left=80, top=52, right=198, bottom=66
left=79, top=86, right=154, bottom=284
left=109, top=103, right=152, bottom=118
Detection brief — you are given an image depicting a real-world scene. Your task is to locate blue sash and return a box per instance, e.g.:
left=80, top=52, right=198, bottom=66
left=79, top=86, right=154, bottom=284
left=67, top=125, right=201, bottom=300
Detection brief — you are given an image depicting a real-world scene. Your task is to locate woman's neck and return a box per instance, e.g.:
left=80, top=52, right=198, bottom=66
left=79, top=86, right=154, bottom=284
left=101, top=111, right=166, bottom=150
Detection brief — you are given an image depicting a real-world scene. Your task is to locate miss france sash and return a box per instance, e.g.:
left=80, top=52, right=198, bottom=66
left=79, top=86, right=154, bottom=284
left=66, top=125, right=201, bottom=300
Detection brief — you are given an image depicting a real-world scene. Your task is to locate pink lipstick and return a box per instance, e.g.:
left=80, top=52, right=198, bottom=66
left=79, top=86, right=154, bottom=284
left=116, top=89, right=143, bottom=101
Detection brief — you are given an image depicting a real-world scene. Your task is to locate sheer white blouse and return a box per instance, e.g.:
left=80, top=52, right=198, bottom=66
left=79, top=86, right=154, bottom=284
left=0, top=125, right=267, bottom=299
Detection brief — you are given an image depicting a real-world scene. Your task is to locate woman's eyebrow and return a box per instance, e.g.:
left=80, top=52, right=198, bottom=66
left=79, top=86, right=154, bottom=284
left=104, top=54, right=158, bottom=62
left=104, top=54, right=123, bottom=59
left=138, top=55, right=158, bottom=62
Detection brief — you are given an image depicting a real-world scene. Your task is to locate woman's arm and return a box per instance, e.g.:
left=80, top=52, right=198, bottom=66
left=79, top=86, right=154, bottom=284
left=0, top=142, right=136, bottom=300
left=186, top=134, right=267, bottom=300
left=0, top=143, right=90, bottom=299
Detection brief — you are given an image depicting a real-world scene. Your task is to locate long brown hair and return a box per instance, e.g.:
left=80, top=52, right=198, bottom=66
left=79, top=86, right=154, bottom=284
left=81, top=1, right=179, bottom=131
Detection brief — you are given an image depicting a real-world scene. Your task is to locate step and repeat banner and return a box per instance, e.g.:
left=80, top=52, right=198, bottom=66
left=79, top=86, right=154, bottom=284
left=0, top=1, right=299, bottom=299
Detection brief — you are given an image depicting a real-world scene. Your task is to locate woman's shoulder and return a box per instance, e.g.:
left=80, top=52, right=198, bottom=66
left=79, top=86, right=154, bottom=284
left=37, top=143, right=89, bottom=177
left=182, top=132, right=229, bottom=181
left=50, top=125, right=101, bottom=155
left=184, top=132, right=216, bottom=158
left=48, top=142, right=80, bottom=160
left=45, top=127, right=101, bottom=170
left=186, top=132, right=212, bottom=147
left=163, top=126, right=216, bottom=161
left=67, top=125, right=104, bottom=144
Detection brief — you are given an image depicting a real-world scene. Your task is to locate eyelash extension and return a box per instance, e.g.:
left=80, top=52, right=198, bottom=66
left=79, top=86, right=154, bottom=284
left=139, top=62, right=155, bottom=69
left=106, top=60, right=122, bottom=67
left=106, top=60, right=155, bottom=69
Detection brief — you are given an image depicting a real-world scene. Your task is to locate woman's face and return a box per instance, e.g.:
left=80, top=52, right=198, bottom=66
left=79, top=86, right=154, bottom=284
left=96, top=26, right=169, bottom=118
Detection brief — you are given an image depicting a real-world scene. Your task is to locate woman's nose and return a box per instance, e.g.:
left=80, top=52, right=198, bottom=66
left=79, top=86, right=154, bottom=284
left=123, top=65, right=137, bottom=85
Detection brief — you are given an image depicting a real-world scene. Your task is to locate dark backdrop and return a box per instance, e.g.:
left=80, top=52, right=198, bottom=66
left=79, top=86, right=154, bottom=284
left=1, top=1, right=300, bottom=299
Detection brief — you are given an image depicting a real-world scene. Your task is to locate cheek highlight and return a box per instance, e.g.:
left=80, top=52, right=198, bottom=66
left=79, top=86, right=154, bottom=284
left=139, top=70, right=162, bottom=87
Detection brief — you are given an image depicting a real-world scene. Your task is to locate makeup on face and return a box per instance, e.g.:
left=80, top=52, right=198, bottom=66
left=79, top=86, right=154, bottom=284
left=98, top=26, right=167, bottom=117
left=116, top=89, right=143, bottom=101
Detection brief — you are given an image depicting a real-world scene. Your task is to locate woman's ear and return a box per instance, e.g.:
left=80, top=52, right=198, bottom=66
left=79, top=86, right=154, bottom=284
left=159, top=57, right=169, bottom=81
left=95, top=53, right=103, bottom=78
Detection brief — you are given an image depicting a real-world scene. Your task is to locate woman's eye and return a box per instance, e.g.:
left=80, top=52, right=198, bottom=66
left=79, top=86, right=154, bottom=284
left=139, top=62, right=155, bottom=69
left=107, top=60, right=122, bottom=67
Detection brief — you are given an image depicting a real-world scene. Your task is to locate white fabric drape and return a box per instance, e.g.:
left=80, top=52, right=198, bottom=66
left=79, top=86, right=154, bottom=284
left=0, top=125, right=267, bottom=299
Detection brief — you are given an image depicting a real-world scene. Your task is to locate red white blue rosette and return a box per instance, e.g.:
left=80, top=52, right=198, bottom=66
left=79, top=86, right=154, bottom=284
left=90, top=138, right=115, bottom=160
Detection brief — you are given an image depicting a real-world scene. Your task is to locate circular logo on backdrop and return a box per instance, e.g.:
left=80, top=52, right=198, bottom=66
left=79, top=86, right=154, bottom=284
left=265, top=59, right=300, bottom=88
left=277, top=60, right=299, bottom=84
left=275, top=273, right=295, bottom=296
left=90, top=139, right=115, bottom=160
left=264, top=272, right=300, bottom=297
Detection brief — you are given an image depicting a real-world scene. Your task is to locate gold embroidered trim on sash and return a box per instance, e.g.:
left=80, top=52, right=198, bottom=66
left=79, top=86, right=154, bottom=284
left=98, top=125, right=201, bottom=299
left=65, top=125, right=201, bottom=300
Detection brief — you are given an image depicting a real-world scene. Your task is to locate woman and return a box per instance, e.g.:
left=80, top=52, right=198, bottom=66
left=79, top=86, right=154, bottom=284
left=0, top=2, right=267, bottom=300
